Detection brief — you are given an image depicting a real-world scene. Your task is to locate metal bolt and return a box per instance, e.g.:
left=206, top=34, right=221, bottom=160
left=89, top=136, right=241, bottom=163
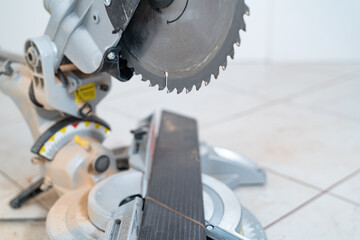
left=26, top=46, right=40, bottom=67
left=104, top=0, right=112, bottom=7
left=107, top=52, right=116, bottom=60
left=206, top=225, right=214, bottom=231
left=99, top=84, right=109, bottom=92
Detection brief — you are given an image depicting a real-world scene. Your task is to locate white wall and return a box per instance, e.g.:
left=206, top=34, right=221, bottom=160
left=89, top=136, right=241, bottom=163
left=0, top=0, right=49, bottom=55
left=0, top=0, right=360, bottom=63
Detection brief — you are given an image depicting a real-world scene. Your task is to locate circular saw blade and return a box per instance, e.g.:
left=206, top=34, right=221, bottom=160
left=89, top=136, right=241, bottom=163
left=120, top=0, right=249, bottom=93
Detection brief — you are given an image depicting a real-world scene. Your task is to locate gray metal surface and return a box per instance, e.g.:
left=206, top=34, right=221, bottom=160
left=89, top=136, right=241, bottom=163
left=202, top=174, right=243, bottom=240
left=200, top=143, right=266, bottom=188
left=202, top=174, right=267, bottom=240
left=43, top=0, right=121, bottom=73
left=0, top=50, right=24, bottom=63
left=25, top=35, right=112, bottom=117
left=88, top=170, right=143, bottom=231
left=242, top=208, right=268, bottom=240
left=103, top=197, right=143, bottom=240
left=120, top=0, right=249, bottom=93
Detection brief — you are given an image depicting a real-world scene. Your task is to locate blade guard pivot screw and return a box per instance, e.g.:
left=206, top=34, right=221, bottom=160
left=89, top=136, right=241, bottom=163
left=104, top=0, right=112, bottom=7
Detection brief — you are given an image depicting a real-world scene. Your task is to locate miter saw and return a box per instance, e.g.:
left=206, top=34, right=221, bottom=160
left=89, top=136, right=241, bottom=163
left=0, top=0, right=267, bottom=239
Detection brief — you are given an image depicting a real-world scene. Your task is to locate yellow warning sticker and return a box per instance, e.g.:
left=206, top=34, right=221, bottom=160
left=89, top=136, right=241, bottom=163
left=75, top=83, right=97, bottom=103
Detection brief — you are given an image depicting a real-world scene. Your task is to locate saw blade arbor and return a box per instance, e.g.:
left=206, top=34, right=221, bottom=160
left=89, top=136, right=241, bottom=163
left=120, top=0, right=249, bottom=93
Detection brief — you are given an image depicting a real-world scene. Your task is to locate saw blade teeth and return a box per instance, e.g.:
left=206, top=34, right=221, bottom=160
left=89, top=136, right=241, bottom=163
left=145, top=78, right=154, bottom=87
left=204, top=78, right=211, bottom=86
left=236, top=33, right=241, bottom=47
left=194, top=81, right=202, bottom=91
left=213, top=69, right=220, bottom=79
left=186, top=85, right=196, bottom=93
left=241, top=22, right=247, bottom=32
left=167, top=85, right=175, bottom=93
left=245, top=4, right=250, bottom=16
left=176, top=87, right=185, bottom=94
left=148, top=81, right=156, bottom=87
left=230, top=47, right=235, bottom=60
left=221, top=60, right=228, bottom=71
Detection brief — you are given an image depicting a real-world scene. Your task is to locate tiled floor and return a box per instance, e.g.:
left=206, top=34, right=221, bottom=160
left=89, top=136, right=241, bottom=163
left=0, top=63, right=359, bottom=239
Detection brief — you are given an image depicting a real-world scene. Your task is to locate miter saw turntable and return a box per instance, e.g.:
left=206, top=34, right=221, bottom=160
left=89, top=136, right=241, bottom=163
left=0, top=0, right=267, bottom=239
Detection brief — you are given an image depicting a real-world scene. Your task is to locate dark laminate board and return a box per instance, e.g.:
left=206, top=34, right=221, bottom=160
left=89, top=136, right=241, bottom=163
left=139, top=111, right=206, bottom=240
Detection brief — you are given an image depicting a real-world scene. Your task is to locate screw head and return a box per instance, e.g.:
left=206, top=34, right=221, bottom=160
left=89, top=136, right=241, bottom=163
left=206, top=225, right=214, bottom=231
left=107, top=52, right=116, bottom=60
left=104, top=0, right=112, bottom=7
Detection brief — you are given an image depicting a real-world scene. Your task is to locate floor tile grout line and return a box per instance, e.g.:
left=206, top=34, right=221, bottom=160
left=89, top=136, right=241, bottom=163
left=106, top=66, right=360, bottom=129
left=203, top=99, right=283, bottom=129
left=0, top=169, right=24, bottom=189
left=221, top=66, right=360, bottom=103
left=216, top=83, right=272, bottom=101
left=263, top=167, right=324, bottom=192
left=281, top=69, right=360, bottom=102
left=204, top=68, right=360, bottom=129
left=288, top=101, right=360, bottom=124
left=264, top=168, right=360, bottom=230
left=264, top=192, right=323, bottom=230
left=265, top=166, right=360, bottom=207
left=0, top=169, right=50, bottom=211
left=1, top=67, right=359, bottom=228
left=326, top=192, right=360, bottom=208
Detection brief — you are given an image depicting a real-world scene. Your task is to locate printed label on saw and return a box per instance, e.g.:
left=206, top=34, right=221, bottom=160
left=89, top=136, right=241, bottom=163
left=75, top=83, right=97, bottom=103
